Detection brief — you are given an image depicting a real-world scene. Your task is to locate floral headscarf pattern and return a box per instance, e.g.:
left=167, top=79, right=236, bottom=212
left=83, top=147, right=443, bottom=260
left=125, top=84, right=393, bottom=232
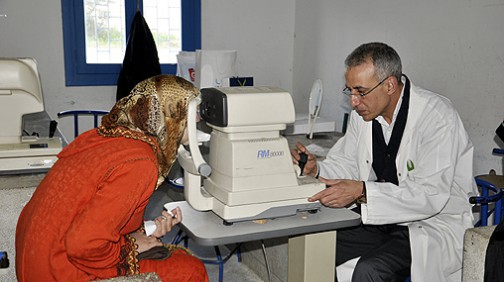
left=97, top=75, right=199, bottom=187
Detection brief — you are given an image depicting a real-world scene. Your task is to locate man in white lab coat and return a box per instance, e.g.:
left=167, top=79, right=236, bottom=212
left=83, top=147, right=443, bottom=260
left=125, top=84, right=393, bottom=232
left=292, top=42, right=476, bottom=281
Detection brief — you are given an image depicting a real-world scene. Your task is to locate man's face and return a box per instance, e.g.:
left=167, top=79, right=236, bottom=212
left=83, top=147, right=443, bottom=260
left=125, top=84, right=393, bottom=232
left=344, top=62, right=390, bottom=122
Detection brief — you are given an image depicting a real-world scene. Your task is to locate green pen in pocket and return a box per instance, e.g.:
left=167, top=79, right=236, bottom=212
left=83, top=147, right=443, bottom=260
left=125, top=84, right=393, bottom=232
left=407, top=159, right=415, bottom=172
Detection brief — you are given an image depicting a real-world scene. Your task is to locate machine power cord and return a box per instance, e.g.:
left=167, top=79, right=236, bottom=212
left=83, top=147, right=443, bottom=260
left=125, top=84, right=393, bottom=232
left=261, top=240, right=272, bottom=282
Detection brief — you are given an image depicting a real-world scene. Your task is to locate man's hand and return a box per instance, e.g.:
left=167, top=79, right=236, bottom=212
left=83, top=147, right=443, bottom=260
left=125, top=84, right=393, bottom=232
left=290, top=142, right=318, bottom=177
left=308, top=178, right=364, bottom=208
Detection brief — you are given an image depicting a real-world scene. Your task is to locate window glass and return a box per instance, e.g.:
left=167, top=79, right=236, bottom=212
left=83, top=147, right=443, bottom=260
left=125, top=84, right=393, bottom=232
left=84, top=0, right=126, bottom=63
left=143, top=0, right=181, bottom=64
left=62, top=0, right=200, bottom=86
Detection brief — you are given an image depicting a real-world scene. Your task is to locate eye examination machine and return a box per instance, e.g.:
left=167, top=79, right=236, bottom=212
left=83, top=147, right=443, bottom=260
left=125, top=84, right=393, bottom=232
left=0, top=58, right=63, bottom=174
left=177, top=86, right=326, bottom=223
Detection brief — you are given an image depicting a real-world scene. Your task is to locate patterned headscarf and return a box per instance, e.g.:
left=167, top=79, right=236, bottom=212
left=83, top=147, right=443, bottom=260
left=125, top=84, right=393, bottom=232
left=97, top=75, right=199, bottom=187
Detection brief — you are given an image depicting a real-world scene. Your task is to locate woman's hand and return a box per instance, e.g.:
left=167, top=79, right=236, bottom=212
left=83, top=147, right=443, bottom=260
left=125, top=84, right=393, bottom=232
left=290, top=142, right=318, bottom=177
left=150, top=207, right=182, bottom=239
left=131, top=207, right=183, bottom=253
left=130, top=231, right=163, bottom=253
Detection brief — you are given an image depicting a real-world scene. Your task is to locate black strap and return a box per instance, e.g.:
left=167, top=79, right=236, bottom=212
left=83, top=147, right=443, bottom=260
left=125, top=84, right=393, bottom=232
left=372, top=75, right=410, bottom=185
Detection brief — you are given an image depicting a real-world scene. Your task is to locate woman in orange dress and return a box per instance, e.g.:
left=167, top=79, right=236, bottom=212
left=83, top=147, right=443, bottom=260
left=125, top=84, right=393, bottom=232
left=16, top=75, right=208, bottom=281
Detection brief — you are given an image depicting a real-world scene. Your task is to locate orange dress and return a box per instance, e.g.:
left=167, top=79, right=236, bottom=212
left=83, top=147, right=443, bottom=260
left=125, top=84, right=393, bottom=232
left=15, top=129, right=208, bottom=281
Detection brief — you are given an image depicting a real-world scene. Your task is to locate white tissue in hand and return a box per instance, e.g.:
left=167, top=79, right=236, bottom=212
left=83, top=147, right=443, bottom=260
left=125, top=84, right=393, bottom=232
left=144, top=220, right=156, bottom=236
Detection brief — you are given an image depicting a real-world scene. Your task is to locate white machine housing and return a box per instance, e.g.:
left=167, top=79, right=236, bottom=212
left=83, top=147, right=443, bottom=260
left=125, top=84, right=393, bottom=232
left=0, top=58, right=63, bottom=173
left=177, top=86, right=325, bottom=223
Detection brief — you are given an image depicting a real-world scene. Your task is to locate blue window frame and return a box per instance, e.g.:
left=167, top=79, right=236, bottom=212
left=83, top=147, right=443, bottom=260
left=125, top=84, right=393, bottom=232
left=61, top=0, right=201, bottom=86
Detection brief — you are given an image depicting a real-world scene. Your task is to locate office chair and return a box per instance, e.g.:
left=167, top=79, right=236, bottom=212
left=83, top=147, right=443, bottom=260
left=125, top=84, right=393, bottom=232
left=57, top=110, right=109, bottom=138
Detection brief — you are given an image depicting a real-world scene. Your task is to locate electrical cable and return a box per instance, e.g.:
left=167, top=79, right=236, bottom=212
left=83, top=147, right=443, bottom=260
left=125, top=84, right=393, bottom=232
left=261, top=240, right=272, bottom=282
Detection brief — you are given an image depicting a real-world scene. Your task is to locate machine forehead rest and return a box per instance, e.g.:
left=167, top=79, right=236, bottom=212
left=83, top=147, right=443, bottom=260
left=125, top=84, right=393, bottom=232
left=0, top=58, right=42, bottom=101
left=200, top=86, right=295, bottom=128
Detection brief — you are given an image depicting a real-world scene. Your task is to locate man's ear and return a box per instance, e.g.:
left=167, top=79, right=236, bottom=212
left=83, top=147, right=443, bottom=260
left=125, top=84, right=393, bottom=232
left=386, top=76, right=399, bottom=95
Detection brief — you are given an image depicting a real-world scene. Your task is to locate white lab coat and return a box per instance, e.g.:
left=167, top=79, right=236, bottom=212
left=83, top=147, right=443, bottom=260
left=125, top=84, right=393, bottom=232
left=319, top=81, right=476, bottom=281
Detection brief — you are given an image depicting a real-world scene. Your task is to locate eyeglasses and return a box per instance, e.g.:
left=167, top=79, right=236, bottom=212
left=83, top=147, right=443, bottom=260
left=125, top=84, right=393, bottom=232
left=342, top=76, right=388, bottom=98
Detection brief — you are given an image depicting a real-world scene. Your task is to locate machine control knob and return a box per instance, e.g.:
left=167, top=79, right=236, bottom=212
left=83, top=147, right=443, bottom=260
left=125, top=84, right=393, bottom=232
left=198, top=163, right=212, bottom=177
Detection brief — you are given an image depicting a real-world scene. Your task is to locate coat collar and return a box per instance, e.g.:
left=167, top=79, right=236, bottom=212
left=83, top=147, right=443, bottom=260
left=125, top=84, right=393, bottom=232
left=359, top=76, right=424, bottom=175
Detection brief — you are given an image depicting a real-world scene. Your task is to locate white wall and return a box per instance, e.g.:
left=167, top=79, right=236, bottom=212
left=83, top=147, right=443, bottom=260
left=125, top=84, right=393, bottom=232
left=0, top=0, right=502, bottom=175
left=201, top=0, right=296, bottom=90
left=204, top=0, right=504, bottom=175
left=0, top=0, right=117, bottom=141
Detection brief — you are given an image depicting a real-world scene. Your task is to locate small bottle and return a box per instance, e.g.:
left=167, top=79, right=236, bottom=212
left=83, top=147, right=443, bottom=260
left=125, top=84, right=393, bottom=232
left=0, top=251, right=9, bottom=275
left=0, top=251, right=9, bottom=269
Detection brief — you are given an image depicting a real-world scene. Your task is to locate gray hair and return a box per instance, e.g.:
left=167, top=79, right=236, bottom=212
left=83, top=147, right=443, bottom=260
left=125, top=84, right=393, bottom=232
left=345, top=42, right=402, bottom=82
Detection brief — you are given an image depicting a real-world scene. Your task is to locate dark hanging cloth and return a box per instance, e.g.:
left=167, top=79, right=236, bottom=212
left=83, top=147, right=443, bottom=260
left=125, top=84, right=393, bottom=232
left=372, top=75, right=411, bottom=185
left=484, top=220, right=504, bottom=281
left=116, top=11, right=161, bottom=101
left=496, top=120, right=504, bottom=142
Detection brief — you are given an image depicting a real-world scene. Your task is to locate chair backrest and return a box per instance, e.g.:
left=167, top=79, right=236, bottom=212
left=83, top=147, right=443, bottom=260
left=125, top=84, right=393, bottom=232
left=57, top=110, right=109, bottom=138
left=470, top=177, right=503, bottom=227
left=471, top=145, right=504, bottom=227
